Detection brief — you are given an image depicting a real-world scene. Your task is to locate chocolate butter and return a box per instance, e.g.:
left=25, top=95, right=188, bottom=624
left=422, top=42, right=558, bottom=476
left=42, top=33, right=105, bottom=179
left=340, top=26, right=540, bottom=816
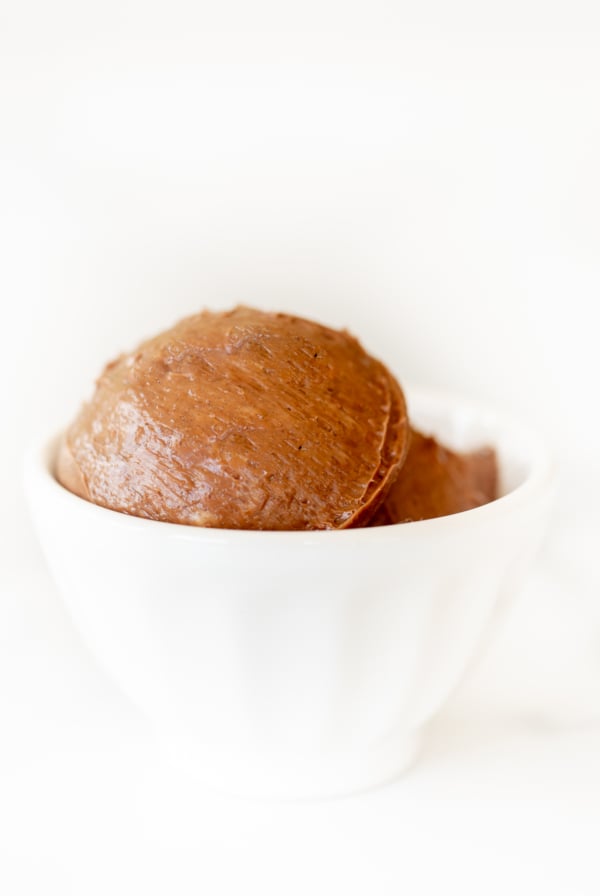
left=57, top=307, right=409, bottom=530
left=373, top=428, right=498, bottom=524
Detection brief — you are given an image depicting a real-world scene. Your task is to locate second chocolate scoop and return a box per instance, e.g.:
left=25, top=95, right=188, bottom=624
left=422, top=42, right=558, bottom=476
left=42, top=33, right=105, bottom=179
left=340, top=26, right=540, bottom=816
left=373, top=429, right=498, bottom=524
left=57, top=306, right=409, bottom=530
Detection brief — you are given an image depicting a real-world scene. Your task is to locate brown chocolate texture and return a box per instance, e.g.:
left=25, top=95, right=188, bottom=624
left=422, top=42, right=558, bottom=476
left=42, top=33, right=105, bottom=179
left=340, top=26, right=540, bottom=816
left=57, top=307, right=409, bottom=530
left=373, top=428, right=498, bottom=525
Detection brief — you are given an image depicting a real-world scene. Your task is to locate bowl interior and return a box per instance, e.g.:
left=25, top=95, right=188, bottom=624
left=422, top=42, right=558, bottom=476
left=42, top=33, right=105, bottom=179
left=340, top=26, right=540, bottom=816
left=407, top=387, right=543, bottom=499
left=37, top=384, right=550, bottom=534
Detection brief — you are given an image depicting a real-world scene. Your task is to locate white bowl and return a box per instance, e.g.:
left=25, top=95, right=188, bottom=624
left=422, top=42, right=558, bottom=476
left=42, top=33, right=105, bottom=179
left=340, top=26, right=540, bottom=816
left=24, top=386, right=554, bottom=798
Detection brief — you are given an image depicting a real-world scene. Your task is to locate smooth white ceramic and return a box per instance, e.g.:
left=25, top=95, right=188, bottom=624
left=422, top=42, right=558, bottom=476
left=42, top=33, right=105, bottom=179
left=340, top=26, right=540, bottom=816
left=24, top=387, right=554, bottom=798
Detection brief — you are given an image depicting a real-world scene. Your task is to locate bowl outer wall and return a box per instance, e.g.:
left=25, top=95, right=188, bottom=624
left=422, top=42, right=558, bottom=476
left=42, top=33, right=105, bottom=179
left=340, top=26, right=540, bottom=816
left=24, top=386, right=555, bottom=796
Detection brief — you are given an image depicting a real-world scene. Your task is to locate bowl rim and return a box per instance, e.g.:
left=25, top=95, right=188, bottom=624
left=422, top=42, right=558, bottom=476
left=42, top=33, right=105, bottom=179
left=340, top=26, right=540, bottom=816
left=24, top=385, right=555, bottom=545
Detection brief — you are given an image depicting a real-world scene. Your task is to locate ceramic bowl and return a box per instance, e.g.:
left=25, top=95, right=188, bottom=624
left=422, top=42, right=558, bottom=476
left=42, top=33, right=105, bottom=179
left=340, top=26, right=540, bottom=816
left=24, top=386, right=554, bottom=798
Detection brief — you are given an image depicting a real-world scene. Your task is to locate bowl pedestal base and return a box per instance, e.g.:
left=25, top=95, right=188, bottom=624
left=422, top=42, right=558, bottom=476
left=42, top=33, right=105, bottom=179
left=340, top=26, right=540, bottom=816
left=156, top=728, right=423, bottom=800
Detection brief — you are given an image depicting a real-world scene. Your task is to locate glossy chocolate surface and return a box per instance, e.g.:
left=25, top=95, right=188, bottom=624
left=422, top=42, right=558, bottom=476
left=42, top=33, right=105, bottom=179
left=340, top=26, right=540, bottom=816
left=57, top=307, right=409, bottom=530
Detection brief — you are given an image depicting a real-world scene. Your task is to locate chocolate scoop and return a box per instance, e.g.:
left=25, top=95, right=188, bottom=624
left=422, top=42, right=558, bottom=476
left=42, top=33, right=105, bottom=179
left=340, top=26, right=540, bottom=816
left=57, top=307, right=409, bottom=530
left=372, top=429, right=498, bottom=524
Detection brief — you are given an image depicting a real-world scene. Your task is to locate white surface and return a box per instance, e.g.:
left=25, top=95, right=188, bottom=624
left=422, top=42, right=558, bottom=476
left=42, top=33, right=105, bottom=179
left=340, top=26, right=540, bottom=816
left=1, top=0, right=600, bottom=892
left=25, top=389, right=553, bottom=798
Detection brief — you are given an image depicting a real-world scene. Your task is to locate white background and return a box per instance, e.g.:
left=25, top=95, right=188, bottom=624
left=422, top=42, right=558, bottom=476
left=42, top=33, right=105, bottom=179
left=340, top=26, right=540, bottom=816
left=1, top=2, right=600, bottom=893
